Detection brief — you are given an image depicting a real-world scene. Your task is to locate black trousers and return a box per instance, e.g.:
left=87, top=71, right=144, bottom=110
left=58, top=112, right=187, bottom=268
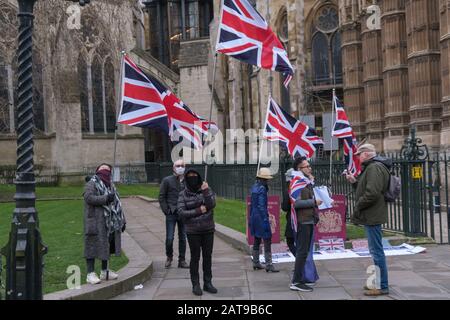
left=292, top=224, right=314, bottom=284
left=86, top=259, right=108, bottom=273
left=187, top=232, right=214, bottom=285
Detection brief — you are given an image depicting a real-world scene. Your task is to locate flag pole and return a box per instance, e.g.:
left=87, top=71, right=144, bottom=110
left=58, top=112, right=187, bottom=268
left=255, top=0, right=274, bottom=177
left=257, top=96, right=272, bottom=174
left=204, top=52, right=218, bottom=182
left=329, top=89, right=335, bottom=188
left=113, top=51, right=126, bottom=181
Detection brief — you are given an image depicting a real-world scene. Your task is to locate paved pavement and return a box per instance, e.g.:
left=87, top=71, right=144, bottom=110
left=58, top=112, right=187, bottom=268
left=113, top=198, right=450, bottom=300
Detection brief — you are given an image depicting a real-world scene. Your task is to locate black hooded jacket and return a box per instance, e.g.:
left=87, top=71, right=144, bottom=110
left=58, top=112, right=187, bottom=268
left=177, top=169, right=216, bottom=234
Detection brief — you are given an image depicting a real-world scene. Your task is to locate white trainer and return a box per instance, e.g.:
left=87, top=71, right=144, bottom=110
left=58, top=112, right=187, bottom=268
left=100, top=270, right=118, bottom=280
left=86, top=272, right=101, bottom=285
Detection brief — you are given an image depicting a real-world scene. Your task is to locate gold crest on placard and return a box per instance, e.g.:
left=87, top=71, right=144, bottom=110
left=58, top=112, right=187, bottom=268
left=317, top=210, right=342, bottom=233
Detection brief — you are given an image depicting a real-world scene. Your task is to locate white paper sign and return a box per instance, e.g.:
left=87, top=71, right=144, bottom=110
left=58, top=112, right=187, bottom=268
left=313, top=186, right=334, bottom=210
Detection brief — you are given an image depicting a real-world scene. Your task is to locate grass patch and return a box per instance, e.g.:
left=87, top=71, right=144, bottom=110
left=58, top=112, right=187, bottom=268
left=0, top=200, right=128, bottom=294
left=0, top=184, right=160, bottom=202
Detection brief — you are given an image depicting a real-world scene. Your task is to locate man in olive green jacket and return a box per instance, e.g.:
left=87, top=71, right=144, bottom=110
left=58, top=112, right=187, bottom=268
left=346, top=144, right=391, bottom=297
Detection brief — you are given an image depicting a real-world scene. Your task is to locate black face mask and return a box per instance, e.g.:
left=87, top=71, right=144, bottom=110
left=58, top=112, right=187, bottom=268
left=186, top=175, right=202, bottom=191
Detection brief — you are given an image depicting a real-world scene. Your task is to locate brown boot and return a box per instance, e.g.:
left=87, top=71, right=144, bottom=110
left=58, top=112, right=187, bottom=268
left=165, top=257, right=173, bottom=268
left=364, top=288, right=389, bottom=296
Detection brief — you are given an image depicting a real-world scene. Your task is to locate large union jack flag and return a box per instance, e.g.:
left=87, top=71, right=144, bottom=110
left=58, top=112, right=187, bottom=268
left=117, top=55, right=218, bottom=149
left=289, top=171, right=312, bottom=233
left=216, top=0, right=294, bottom=86
left=263, top=97, right=323, bottom=159
left=331, top=94, right=361, bottom=176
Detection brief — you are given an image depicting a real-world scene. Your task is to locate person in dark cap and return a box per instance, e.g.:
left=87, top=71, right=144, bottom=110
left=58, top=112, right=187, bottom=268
left=177, top=169, right=217, bottom=296
left=346, top=143, right=391, bottom=296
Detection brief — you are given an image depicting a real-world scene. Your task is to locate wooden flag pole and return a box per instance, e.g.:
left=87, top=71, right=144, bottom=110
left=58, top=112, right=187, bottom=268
left=204, top=52, right=218, bottom=182
left=113, top=51, right=126, bottom=182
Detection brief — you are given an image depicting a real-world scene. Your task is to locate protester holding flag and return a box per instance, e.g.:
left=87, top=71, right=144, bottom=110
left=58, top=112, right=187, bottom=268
left=345, top=144, right=391, bottom=296
left=249, top=168, right=279, bottom=273
left=289, top=157, right=322, bottom=292
left=177, top=169, right=217, bottom=296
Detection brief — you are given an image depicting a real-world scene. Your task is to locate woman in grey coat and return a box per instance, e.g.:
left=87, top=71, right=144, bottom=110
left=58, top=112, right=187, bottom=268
left=84, top=163, right=126, bottom=284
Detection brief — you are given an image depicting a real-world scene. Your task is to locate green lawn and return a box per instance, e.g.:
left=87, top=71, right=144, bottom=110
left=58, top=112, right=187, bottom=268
left=0, top=200, right=128, bottom=294
left=0, top=184, right=392, bottom=295
left=0, top=184, right=160, bottom=202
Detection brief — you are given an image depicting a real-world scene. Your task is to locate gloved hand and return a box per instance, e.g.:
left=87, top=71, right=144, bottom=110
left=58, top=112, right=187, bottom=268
left=121, top=223, right=126, bottom=232
left=107, top=192, right=115, bottom=203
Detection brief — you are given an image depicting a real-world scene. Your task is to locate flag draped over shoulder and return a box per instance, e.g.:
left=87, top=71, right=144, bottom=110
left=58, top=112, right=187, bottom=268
left=288, top=171, right=313, bottom=233
left=117, top=55, right=218, bottom=149
left=331, top=94, right=361, bottom=176
left=263, top=97, right=323, bottom=159
left=216, top=0, right=294, bottom=86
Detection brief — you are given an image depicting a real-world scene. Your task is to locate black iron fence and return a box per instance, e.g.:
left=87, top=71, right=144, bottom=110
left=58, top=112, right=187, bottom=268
left=85, top=154, right=450, bottom=244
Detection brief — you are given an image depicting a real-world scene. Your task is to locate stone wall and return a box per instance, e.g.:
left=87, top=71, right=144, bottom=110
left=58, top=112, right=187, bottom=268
left=0, top=0, right=148, bottom=174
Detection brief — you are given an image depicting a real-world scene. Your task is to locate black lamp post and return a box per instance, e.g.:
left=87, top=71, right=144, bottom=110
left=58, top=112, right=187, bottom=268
left=0, top=0, right=91, bottom=301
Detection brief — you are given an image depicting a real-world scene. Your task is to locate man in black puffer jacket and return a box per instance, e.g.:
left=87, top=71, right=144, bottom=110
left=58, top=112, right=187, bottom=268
left=177, top=169, right=217, bottom=296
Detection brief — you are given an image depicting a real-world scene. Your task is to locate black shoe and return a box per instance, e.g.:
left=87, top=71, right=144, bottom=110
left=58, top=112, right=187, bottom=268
left=265, top=264, right=279, bottom=273
left=178, top=260, right=189, bottom=268
left=165, top=257, right=172, bottom=269
left=203, top=282, right=218, bottom=294
left=253, top=263, right=264, bottom=270
left=290, top=283, right=313, bottom=292
left=192, top=284, right=203, bottom=296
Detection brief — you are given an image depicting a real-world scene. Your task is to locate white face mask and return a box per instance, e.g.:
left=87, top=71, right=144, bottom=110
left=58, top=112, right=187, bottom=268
left=175, top=167, right=185, bottom=176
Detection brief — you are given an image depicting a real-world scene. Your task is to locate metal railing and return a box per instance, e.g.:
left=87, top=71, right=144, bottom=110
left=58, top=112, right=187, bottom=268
left=96, top=155, right=450, bottom=244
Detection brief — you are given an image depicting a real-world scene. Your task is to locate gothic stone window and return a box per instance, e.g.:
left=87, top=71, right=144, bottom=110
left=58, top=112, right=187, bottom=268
left=145, top=0, right=213, bottom=71
left=77, top=11, right=116, bottom=135
left=78, top=55, right=116, bottom=134
left=311, top=5, right=342, bottom=86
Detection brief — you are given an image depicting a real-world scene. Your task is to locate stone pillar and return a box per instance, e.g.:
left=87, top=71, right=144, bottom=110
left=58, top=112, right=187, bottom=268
left=361, top=9, right=384, bottom=151
left=440, top=0, right=450, bottom=149
left=381, top=0, right=410, bottom=151
left=341, top=21, right=366, bottom=139
left=405, top=0, right=442, bottom=149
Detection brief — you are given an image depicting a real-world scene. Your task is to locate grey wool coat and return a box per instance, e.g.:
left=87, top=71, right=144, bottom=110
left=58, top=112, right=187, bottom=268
left=83, top=180, right=122, bottom=261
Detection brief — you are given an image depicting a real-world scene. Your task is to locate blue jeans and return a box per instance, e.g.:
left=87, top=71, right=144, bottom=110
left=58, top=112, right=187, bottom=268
left=365, top=225, right=389, bottom=290
left=166, top=214, right=187, bottom=261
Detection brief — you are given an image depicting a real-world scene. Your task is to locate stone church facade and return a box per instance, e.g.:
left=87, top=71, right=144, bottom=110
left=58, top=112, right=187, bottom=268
left=0, top=0, right=150, bottom=182
left=2, top=0, right=450, bottom=181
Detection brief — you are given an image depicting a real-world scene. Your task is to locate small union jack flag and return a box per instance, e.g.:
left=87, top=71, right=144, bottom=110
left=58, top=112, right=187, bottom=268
left=263, top=97, right=323, bottom=159
left=331, top=94, right=361, bottom=176
left=117, top=55, right=218, bottom=149
left=289, top=172, right=311, bottom=233
left=318, top=238, right=345, bottom=252
left=216, top=0, right=294, bottom=87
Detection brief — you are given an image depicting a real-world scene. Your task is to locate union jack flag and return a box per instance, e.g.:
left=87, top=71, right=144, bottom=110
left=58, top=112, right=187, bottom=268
left=263, top=97, right=323, bottom=159
left=216, top=0, right=294, bottom=87
left=331, top=94, right=361, bottom=176
left=117, top=55, right=218, bottom=149
left=318, top=238, right=345, bottom=252
left=288, top=172, right=311, bottom=233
